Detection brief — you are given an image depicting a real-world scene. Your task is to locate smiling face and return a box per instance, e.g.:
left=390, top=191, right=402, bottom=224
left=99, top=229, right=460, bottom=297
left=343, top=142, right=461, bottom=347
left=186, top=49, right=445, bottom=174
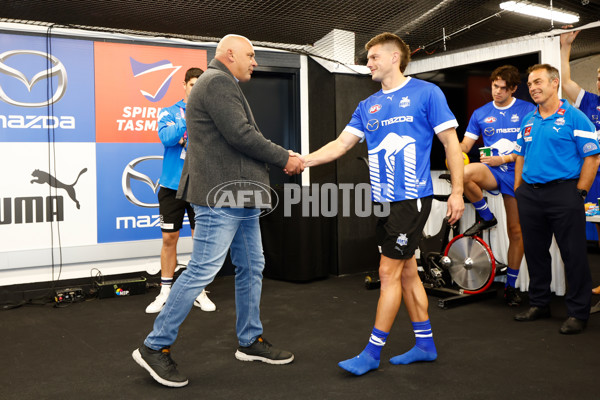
left=366, top=43, right=397, bottom=83
left=527, top=68, right=559, bottom=105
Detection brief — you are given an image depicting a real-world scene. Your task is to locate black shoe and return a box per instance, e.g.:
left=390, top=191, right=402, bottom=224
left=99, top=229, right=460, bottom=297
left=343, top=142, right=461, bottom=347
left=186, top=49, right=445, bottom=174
left=560, top=317, right=587, bottom=334
left=235, top=336, right=294, bottom=365
left=514, top=306, right=551, bottom=321
left=132, top=345, right=188, bottom=387
left=463, top=217, right=498, bottom=236
left=504, top=286, right=522, bottom=307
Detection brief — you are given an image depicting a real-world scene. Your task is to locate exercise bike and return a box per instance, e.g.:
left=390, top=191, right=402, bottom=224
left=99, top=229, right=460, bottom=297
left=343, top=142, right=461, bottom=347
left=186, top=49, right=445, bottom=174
left=365, top=175, right=506, bottom=309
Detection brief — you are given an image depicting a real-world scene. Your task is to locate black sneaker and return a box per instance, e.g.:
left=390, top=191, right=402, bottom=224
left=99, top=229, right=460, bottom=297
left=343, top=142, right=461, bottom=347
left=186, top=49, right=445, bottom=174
left=235, top=336, right=294, bottom=365
left=504, top=286, right=522, bottom=307
left=132, top=345, right=188, bottom=387
left=463, top=217, right=497, bottom=236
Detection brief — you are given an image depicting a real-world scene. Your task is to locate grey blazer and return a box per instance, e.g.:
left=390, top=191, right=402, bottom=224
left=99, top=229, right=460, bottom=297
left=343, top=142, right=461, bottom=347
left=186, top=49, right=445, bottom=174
left=177, top=59, right=289, bottom=207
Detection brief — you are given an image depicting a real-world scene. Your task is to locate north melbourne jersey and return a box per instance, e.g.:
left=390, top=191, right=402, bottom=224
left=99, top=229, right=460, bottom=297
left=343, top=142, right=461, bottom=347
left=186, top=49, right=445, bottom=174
left=345, top=77, right=458, bottom=202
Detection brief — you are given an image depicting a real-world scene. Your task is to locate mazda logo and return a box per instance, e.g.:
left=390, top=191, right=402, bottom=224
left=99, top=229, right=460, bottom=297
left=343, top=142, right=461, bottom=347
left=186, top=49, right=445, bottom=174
left=122, top=156, right=162, bottom=208
left=366, top=119, right=379, bottom=132
left=0, top=50, right=68, bottom=107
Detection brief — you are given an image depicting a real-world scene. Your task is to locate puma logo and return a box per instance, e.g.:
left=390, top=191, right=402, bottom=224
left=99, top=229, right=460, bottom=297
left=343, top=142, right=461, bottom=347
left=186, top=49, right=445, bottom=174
left=31, top=168, right=87, bottom=209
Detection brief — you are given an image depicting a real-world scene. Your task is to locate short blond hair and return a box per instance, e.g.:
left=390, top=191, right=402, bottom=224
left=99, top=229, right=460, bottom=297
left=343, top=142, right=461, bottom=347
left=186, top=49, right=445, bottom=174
left=365, top=32, right=411, bottom=73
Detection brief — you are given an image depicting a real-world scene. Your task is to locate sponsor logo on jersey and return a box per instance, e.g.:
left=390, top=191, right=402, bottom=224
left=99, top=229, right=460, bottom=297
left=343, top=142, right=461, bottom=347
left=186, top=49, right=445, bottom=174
left=511, top=114, right=519, bottom=123
left=555, top=117, right=565, bottom=126
left=496, top=127, right=520, bottom=133
left=596, top=106, right=600, bottom=112
left=369, top=104, right=382, bottom=114
left=515, top=144, right=522, bottom=152
left=557, top=108, right=565, bottom=116
left=524, top=126, right=531, bottom=136
left=399, top=96, right=410, bottom=108
left=583, top=142, right=598, bottom=154
left=366, top=119, right=379, bottom=131
left=0, top=50, right=67, bottom=107
left=381, top=115, right=414, bottom=126
left=484, top=116, right=497, bottom=123
left=484, top=127, right=495, bottom=136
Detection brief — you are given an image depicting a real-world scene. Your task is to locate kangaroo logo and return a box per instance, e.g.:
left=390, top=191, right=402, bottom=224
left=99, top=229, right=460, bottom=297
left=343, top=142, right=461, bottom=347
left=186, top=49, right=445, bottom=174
left=368, top=133, right=417, bottom=201
left=31, top=168, right=87, bottom=209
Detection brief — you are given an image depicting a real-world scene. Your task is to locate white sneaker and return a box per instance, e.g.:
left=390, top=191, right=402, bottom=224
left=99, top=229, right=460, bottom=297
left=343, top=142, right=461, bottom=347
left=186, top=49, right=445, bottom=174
left=194, top=289, right=216, bottom=312
left=145, top=286, right=170, bottom=314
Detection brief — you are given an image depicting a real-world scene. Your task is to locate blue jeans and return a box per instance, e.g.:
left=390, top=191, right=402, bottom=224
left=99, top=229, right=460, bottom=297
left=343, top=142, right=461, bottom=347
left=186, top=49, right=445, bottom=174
left=145, top=205, right=264, bottom=349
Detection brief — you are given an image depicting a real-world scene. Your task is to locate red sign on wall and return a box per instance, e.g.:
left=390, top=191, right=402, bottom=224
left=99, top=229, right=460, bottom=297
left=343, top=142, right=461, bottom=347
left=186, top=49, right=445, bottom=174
left=94, top=42, right=207, bottom=143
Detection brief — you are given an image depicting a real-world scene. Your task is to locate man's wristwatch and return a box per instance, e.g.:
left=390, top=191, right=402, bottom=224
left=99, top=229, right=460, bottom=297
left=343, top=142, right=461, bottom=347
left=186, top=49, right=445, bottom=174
left=577, top=188, right=587, bottom=200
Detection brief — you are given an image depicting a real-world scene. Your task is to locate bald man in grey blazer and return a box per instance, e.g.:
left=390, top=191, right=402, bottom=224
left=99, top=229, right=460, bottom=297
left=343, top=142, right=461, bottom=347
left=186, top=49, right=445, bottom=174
left=133, top=34, right=303, bottom=388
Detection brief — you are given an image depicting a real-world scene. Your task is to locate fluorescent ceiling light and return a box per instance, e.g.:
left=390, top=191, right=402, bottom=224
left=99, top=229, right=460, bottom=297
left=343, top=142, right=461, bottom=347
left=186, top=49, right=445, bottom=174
left=499, top=1, right=579, bottom=24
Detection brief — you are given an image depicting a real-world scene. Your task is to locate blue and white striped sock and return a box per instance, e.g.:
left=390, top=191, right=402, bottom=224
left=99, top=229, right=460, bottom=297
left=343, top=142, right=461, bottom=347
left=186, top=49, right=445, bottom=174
left=472, top=199, right=494, bottom=221
left=338, top=327, right=388, bottom=376
left=364, top=327, right=389, bottom=360
left=506, top=267, right=519, bottom=288
left=160, top=277, right=173, bottom=288
left=389, top=320, right=437, bottom=365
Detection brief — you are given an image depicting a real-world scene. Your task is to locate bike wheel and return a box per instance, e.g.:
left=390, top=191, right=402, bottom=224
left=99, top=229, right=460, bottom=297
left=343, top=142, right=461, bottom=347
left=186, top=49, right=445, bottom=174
left=443, top=234, right=496, bottom=294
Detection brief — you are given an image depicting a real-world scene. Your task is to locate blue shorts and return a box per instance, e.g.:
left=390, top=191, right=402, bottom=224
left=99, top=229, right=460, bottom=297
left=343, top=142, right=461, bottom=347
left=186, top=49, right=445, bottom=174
left=486, top=163, right=515, bottom=197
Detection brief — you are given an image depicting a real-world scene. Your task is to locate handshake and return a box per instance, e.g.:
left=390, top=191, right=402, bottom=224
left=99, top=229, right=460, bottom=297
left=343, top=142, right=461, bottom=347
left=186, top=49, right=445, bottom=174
left=283, top=150, right=306, bottom=176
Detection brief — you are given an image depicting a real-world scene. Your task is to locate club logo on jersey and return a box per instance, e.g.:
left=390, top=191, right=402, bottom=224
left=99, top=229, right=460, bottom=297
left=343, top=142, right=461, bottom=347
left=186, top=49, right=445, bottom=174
left=524, top=126, right=531, bottom=136
left=557, top=108, right=565, bottom=116
left=130, top=57, right=181, bottom=103
left=484, top=116, right=497, bottom=123
left=366, top=119, right=379, bottom=131
left=555, top=117, right=565, bottom=126
left=0, top=50, right=68, bottom=107
left=399, top=96, right=410, bottom=108
left=583, top=142, right=598, bottom=154
left=369, top=104, right=382, bottom=114
left=484, top=127, right=495, bottom=136
left=511, top=114, right=519, bottom=123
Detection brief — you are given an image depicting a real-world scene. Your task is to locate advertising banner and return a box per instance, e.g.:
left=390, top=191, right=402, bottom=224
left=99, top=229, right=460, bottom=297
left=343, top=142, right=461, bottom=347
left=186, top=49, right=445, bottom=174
left=0, top=142, right=98, bottom=252
left=96, top=143, right=192, bottom=243
left=0, top=34, right=96, bottom=142
left=94, top=42, right=207, bottom=143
